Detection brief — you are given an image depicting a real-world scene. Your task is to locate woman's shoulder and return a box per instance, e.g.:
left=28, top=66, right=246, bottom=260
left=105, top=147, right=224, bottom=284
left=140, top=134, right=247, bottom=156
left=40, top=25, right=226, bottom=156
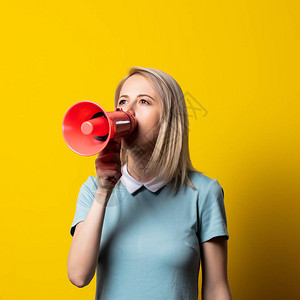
left=187, top=170, right=222, bottom=192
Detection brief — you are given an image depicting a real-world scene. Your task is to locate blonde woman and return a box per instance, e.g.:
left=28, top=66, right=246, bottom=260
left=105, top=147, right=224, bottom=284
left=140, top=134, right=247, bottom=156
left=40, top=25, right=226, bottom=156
left=67, top=67, right=232, bottom=300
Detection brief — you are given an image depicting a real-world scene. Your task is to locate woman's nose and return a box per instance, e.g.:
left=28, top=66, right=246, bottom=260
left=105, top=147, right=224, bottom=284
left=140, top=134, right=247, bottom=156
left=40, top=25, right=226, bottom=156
left=124, top=102, right=135, bottom=116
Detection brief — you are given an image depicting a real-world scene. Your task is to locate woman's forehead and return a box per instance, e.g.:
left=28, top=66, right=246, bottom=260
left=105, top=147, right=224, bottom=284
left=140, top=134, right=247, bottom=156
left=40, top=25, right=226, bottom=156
left=120, top=74, right=156, bottom=94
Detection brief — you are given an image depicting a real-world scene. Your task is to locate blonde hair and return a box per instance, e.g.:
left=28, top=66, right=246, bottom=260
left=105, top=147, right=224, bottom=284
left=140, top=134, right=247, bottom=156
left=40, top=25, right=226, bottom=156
left=114, top=66, right=201, bottom=193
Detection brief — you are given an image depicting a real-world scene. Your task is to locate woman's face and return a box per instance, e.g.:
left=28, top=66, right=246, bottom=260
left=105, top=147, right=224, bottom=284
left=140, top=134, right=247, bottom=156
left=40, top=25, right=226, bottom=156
left=117, top=74, right=162, bottom=151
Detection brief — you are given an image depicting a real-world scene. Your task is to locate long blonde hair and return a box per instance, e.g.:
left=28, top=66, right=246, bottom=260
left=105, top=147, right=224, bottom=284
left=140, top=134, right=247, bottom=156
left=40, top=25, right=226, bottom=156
left=114, top=66, right=201, bottom=192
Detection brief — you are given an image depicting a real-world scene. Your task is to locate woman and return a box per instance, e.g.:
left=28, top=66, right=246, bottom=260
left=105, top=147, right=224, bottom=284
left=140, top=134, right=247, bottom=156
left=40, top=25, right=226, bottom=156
left=67, top=66, right=232, bottom=300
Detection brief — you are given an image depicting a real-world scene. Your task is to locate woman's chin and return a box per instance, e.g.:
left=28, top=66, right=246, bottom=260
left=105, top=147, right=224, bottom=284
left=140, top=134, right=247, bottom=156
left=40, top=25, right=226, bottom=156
left=121, top=133, right=138, bottom=150
left=121, top=128, right=159, bottom=152
left=122, top=138, right=156, bottom=155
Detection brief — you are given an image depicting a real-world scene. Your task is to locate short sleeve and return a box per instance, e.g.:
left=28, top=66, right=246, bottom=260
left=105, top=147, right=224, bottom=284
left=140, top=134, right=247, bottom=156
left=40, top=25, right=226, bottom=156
left=70, top=176, right=98, bottom=237
left=199, top=179, right=229, bottom=243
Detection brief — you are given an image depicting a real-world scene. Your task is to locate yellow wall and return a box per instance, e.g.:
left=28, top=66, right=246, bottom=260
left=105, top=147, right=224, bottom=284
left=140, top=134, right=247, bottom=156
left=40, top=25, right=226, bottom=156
left=0, top=1, right=299, bottom=299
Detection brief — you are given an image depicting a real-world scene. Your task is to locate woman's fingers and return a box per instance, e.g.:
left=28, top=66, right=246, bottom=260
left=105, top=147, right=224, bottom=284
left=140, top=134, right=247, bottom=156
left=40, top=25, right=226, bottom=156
left=98, top=140, right=121, bottom=157
left=98, top=169, right=122, bottom=180
left=95, top=140, right=122, bottom=192
left=95, top=152, right=120, bottom=169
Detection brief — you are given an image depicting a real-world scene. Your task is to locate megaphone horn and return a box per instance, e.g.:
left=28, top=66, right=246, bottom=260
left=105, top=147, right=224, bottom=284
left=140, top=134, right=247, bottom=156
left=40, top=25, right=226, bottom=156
left=62, top=101, right=137, bottom=156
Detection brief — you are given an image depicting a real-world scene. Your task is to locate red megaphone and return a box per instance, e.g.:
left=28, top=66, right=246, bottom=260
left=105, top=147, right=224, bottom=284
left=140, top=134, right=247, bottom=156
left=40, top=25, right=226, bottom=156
left=62, top=101, right=137, bottom=156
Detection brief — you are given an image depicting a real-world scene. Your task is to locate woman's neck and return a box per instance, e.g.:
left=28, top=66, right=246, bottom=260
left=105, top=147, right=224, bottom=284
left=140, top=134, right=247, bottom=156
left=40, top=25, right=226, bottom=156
left=126, top=151, right=156, bottom=183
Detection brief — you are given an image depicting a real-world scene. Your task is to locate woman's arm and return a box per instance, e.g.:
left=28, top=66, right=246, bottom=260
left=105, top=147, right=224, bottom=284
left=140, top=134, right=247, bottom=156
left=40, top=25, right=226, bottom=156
left=67, top=140, right=121, bottom=287
left=67, top=190, right=110, bottom=288
left=200, top=236, right=232, bottom=300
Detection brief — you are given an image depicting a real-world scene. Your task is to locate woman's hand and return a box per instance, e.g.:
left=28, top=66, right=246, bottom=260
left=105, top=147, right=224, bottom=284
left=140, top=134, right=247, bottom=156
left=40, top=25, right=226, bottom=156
left=95, top=139, right=122, bottom=194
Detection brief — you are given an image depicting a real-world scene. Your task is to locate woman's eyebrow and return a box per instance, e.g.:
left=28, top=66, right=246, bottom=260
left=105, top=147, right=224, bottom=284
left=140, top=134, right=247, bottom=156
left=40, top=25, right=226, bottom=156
left=119, top=94, right=156, bottom=101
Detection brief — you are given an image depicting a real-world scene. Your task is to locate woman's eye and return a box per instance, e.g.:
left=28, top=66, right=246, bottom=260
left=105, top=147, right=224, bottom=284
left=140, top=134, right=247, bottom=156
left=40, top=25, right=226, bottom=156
left=118, top=100, right=127, bottom=105
left=118, top=99, right=150, bottom=105
left=140, top=99, right=150, bottom=104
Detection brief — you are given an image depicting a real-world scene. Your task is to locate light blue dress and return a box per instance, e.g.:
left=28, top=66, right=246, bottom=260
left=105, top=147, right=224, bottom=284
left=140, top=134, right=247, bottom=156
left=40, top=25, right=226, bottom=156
left=70, top=170, right=229, bottom=300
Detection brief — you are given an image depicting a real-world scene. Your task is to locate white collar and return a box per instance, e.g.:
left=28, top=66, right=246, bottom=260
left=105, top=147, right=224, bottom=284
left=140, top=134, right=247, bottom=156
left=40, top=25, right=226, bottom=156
left=120, top=163, right=166, bottom=194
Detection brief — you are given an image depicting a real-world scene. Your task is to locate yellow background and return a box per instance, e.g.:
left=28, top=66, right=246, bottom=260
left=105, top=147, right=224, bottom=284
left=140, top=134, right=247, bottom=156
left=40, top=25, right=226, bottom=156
left=0, top=1, right=299, bottom=299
